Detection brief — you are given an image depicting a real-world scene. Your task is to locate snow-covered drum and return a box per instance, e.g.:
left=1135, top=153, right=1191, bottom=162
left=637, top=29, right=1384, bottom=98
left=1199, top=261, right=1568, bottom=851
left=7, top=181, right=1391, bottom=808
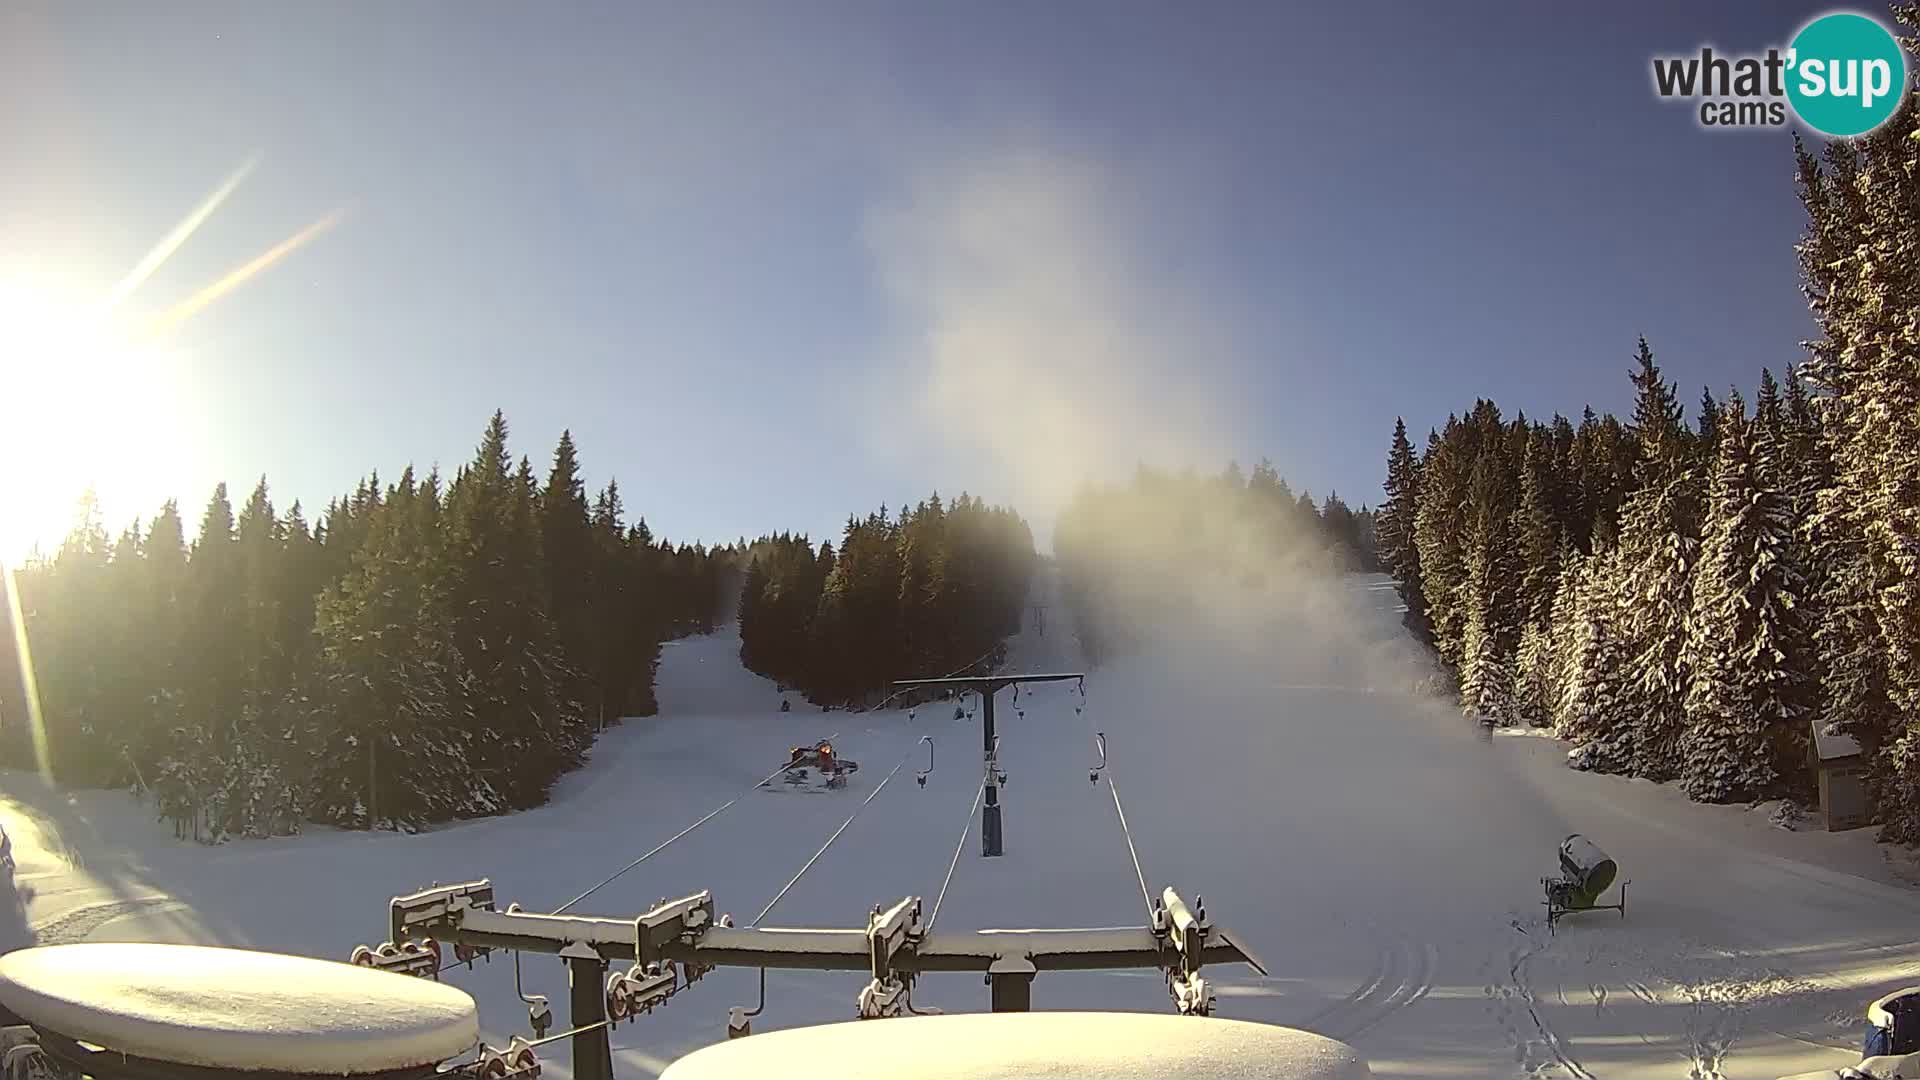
left=1557, top=835, right=1617, bottom=905
left=659, top=1012, right=1370, bottom=1079
left=0, top=943, right=480, bottom=1079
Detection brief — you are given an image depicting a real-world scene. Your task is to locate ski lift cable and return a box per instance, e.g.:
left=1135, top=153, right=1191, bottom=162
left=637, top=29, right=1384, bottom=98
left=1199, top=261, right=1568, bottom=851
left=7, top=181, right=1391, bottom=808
left=1082, top=684, right=1154, bottom=921
left=751, top=750, right=914, bottom=928
left=926, top=781, right=986, bottom=933
left=861, top=645, right=1002, bottom=715
left=550, top=730, right=841, bottom=917
left=1103, top=767, right=1155, bottom=922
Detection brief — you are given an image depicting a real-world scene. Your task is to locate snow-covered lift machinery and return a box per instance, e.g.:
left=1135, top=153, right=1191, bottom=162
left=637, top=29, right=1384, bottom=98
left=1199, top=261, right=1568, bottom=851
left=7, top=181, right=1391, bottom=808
left=1541, top=834, right=1627, bottom=933
left=0, top=943, right=538, bottom=1080
left=890, top=673, right=1085, bottom=857
left=361, top=878, right=1267, bottom=1080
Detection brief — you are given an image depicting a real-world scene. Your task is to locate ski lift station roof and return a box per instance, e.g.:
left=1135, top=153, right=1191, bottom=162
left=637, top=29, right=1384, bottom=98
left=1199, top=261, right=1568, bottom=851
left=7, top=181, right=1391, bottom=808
left=659, top=1012, right=1371, bottom=1079
left=0, top=943, right=480, bottom=1075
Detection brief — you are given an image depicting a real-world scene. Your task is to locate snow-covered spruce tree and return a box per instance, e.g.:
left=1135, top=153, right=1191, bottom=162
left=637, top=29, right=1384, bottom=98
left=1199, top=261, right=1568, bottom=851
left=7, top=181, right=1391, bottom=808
left=1680, top=393, right=1806, bottom=802
left=443, top=413, right=588, bottom=814
left=1510, top=421, right=1565, bottom=727
left=312, top=468, right=496, bottom=827
left=1515, top=425, right=1562, bottom=631
left=1380, top=419, right=1428, bottom=642
left=1556, top=550, right=1634, bottom=769
left=1791, top=68, right=1920, bottom=840
left=1537, top=545, right=1582, bottom=729
left=1612, top=338, right=1701, bottom=783
left=1750, top=371, right=1818, bottom=779
left=1696, top=387, right=1723, bottom=467
left=1459, top=446, right=1521, bottom=722
left=539, top=431, right=599, bottom=719
left=1513, top=620, right=1555, bottom=728
left=1414, top=420, right=1470, bottom=670
left=1572, top=407, right=1636, bottom=553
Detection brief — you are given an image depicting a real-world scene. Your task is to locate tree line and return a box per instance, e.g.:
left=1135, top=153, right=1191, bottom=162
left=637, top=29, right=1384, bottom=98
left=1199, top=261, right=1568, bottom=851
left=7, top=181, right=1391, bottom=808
left=1057, top=460, right=1381, bottom=666
left=735, top=494, right=1036, bottom=705
left=0, top=412, right=723, bottom=836
left=1377, top=58, right=1920, bottom=841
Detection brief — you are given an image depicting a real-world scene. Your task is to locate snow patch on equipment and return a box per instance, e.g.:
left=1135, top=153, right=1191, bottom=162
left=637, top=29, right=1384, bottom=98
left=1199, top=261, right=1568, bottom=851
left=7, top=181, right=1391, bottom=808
left=0, top=943, right=479, bottom=1074
left=657, top=1011, right=1370, bottom=1079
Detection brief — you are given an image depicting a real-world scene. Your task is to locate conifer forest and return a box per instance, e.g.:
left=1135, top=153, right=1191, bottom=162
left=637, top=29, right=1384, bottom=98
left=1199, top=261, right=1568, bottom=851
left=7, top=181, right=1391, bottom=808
left=1375, top=114, right=1920, bottom=843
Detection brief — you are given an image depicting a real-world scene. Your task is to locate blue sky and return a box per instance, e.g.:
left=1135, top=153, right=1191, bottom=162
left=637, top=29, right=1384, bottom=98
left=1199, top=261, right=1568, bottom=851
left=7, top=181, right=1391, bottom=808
left=0, top=1, right=1846, bottom=557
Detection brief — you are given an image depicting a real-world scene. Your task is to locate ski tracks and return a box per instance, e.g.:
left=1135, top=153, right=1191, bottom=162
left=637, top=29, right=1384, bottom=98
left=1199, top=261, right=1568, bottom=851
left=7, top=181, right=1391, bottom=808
left=31, top=896, right=185, bottom=945
left=1483, top=925, right=1593, bottom=1080
left=1303, top=923, right=1437, bottom=1044
left=1576, top=937, right=1824, bottom=1080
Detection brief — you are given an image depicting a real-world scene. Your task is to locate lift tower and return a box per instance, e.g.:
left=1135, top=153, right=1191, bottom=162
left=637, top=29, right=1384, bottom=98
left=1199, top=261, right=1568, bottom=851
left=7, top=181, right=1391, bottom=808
left=891, top=672, right=1083, bottom=857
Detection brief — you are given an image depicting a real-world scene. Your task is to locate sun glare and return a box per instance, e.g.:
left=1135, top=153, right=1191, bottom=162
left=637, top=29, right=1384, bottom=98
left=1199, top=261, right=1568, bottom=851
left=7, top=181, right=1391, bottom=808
left=0, top=273, right=200, bottom=564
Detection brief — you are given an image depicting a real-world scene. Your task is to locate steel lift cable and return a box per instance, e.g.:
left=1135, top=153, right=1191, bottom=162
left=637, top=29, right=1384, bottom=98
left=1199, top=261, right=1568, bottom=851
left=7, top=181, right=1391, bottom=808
left=1103, top=764, right=1156, bottom=922
left=861, top=645, right=1001, bottom=716
left=546, top=641, right=993, bottom=918
left=550, top=731, right=840, bottom=916
left=926, top=781, right=986, bottom=932
left=1080, top=682, right=1155, bottom=922
left=751, top=749, right=915, bottom=927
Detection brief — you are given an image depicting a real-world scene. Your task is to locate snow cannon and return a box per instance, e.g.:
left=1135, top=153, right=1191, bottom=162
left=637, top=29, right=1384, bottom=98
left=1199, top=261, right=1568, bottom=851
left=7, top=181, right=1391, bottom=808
left=1557, top=835, right=1617, bottom=901
left=1541, top=834, right=1626, bottom=933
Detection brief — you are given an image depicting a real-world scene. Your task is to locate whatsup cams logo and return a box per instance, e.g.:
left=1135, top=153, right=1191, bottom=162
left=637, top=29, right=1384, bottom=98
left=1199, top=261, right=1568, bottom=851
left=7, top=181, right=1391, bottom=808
left=1651, top=10, right=1909, bottom=137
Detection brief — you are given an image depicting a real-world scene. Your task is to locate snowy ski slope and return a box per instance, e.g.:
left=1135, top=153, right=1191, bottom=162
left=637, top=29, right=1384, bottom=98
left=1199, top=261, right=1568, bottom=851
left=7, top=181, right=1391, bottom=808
left=0, top=572, right=1916, bottom=1079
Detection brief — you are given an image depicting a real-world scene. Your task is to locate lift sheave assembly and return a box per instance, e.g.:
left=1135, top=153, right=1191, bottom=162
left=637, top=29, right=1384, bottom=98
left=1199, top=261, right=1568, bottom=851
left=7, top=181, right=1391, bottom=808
left=358, top=875, right=1268, bottom=1080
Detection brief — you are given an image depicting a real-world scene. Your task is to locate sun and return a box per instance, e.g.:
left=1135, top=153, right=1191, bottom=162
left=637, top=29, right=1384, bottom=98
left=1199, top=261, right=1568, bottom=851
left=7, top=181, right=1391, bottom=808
left=0, top=272, right=201, bottom=564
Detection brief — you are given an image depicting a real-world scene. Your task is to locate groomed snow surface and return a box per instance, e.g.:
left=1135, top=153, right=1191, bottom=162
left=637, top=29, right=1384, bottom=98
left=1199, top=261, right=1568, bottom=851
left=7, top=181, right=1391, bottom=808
left=0, top=943, right=479, bottom=1073
left=0, top=572, right=1914, bottom=1079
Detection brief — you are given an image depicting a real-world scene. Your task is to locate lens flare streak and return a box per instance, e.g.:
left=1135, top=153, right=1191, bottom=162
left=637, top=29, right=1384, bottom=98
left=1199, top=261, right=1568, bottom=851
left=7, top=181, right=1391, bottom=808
left=143, top=206, right=350, bottom=339
left=102, top=155, right=261, bottom=312
left=1, top=563, right=52, bottom=784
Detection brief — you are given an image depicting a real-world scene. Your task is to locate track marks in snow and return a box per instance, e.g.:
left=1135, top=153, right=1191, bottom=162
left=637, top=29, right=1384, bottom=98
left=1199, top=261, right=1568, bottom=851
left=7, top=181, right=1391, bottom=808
left=1570, top=935, right=1828, bottom=1080
left=32, top=897, right=185, bottom=944
left=1484, top=932, right=1592, bottom=1080
left=1303, top=926, right=1437, bottom=1043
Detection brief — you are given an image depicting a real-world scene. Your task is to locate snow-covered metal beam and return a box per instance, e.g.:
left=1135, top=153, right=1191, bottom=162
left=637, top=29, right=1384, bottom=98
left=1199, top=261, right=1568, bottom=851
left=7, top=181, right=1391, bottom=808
left=417, top=909, right=1262, bottom=976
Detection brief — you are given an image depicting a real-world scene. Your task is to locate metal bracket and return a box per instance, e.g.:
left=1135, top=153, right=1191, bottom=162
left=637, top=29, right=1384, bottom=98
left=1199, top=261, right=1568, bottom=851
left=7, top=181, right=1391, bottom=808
left=727, top=969, right=766, bottom=1039
left=857, top=975, right=908, bottom=1019
left=987, top=956, right=1037, bottom=1012
left=390, top=880, right=495, bottom=945
left=1162, top=888, right=1210, bottom=978
left=867, top=897, right=923, bottom=984
left=606, top=962, right=678, bottom=1022
left=349, top=939, right=441, bottom=979
left=634, top=891, right=715, bottom=969
left=1158, top=888, right=1218, bottom=1015
left=470, top=1039, right=540, bottom=1080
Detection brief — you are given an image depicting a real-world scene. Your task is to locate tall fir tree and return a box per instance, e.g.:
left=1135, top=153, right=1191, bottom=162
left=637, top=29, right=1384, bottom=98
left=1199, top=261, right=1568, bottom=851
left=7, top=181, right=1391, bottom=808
left=1791, top=95, right=1920, bottom=837
left=1458, top=447, right=1519, bottom=722
left=1680, top=391, right=1809, bottom=801
left=1414, top=419, right=1470, bottom=670
left=1610, top=338, right=1701, bottom=782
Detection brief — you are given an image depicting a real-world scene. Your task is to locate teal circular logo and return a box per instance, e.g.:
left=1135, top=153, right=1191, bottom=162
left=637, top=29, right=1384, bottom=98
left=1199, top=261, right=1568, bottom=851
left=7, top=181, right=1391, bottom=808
left=1786, top=11, right=1909, bottom=137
